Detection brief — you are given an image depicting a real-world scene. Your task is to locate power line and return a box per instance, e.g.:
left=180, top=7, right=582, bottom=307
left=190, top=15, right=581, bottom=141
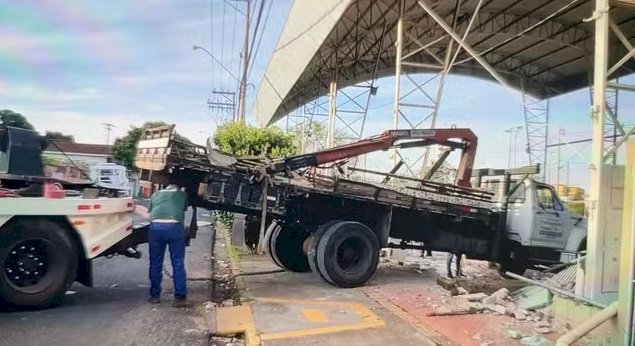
left=248, top=0, right=272, bottom=78
left=221, top=0, right=227, bottom=87
left=210, top=0, right=215, bottom=90
left=247, top=0, right=265, bottom=64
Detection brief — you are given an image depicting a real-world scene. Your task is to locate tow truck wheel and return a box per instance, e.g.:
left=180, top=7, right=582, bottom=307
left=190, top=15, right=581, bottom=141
left=307, top=220, right=342, bottom=284
left=263, top=220, right=283, bottom=268
left=270, top=223, right=310, bottom=272
left=0, top=219, right=78, bottom=308
left=316, top=221, right=379, bottom=288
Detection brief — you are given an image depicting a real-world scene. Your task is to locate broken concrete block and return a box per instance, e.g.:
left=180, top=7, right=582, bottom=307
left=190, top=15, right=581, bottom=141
left=436, top=276, right=457, bottom=290
left=457, top=287, right=469, bottom=295
left=513, top=309, right=528, bottom=320
left=462, top=293, right=488, bottom=302
left=535, top=327, right=552, bottom=334
left=485, top=304, right=507, bottom=315
left=535, top=320, right=551, bottom=328
left=508, top=330, right=522, bottom=339
left=482, top=288, right=510, bottom=306
left=505, top=301, right=518, bottom=314
left=511, top=286, right=552, bottom=311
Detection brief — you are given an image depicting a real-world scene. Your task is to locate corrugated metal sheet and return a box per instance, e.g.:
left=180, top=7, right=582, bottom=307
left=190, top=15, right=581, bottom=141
left=546, top=264, right=577, bottom=292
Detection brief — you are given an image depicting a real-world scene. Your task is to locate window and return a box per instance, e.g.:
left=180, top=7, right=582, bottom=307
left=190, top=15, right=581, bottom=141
left=508, top=184, right=526, bottom=203
left=480, top=180, right=525, bottom=202
left=536, top=185, right=563, bottom=211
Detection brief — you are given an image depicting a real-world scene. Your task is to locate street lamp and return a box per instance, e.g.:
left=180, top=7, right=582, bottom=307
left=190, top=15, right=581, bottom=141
left=504, top=126, right=523, bottom=168
left=192, top=45, right=241, bottom=85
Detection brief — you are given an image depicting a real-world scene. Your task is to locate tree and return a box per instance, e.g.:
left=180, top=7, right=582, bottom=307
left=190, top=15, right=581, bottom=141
left=45, top=131, right=75, bottom=142
left=213, top=122, right=297, bottom=157
left=112, top=121, right=167, bottom=169
left=0, top=109, right=34, bottom=130
left=213, top=122, right=297, bottom=232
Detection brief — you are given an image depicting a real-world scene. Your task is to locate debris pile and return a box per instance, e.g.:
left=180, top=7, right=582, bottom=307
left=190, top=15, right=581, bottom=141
left=433, top=277, right=564, bottom=340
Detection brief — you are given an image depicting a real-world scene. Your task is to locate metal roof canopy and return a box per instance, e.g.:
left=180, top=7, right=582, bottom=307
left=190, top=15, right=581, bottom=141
left=253, top=0, right=635, bottom=127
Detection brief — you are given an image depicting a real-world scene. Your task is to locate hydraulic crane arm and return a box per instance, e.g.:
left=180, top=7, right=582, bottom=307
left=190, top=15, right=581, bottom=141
left=274, top=128, right=478, bottom=187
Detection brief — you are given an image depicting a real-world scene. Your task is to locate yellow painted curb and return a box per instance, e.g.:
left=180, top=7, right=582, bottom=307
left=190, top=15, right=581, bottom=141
left=215, top=304, right=260, bottom=346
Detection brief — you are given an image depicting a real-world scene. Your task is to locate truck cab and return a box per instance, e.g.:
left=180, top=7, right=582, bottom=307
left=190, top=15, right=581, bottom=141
left=482, top=177, right=587, bottom=272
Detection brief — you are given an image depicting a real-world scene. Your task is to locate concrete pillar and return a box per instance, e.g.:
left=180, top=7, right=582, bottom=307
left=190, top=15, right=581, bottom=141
left=585, top=0, right=610, bottom=300
left=618, top=140, right=635, bottom=345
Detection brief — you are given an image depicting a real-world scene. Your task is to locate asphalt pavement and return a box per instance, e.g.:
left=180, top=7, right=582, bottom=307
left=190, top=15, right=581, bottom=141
left=0, top=208, right=215, bottom=346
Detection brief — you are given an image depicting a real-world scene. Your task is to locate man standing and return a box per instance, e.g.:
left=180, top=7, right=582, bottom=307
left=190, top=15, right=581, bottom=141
left=147, top=184, right=188, bottom=307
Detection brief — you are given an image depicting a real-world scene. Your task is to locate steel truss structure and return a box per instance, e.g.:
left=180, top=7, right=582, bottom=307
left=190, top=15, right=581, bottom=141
left=522, top=93, right=549, bottom=179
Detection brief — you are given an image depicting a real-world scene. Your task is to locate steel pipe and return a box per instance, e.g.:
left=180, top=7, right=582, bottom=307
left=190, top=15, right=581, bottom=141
left=555, top=301, right=618, bottom=346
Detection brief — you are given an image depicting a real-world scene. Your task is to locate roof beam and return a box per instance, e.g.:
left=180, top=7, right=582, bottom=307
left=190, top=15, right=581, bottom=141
left=416, top=0, right=512, bottom=90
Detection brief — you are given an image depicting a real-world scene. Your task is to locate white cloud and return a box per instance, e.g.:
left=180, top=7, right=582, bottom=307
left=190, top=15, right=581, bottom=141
left=0, top=85, right=104, bottom=103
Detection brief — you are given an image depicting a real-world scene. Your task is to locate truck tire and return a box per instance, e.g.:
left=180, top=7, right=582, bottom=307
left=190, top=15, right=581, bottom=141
left=0, top=219, right=78, bottom=308
left=316, top=221, right=379, bottom=288
left=500, top=242, right=529, bottom=276
left=263, top=220, right=283, bottom=268
left=307, top=220, right=342, bottom=284
left=270, top=223, right=310, bottom=273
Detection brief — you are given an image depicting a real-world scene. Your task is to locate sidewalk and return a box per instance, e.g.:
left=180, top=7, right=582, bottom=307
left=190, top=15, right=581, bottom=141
left=214, top=243, right=568, bottom=346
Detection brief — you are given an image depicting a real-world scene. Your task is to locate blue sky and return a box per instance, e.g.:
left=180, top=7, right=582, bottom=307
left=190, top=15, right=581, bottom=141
left=1, top=0, right=632, bottom=189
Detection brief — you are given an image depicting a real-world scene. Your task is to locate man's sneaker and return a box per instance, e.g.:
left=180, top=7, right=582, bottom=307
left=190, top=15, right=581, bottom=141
left=172, top=298, right=188, bottom=308
left=148, top=296, right=161, bottom=304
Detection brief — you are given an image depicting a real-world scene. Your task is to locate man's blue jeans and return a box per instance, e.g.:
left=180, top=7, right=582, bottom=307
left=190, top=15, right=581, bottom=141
left=149, top=222, right=187, bottom=299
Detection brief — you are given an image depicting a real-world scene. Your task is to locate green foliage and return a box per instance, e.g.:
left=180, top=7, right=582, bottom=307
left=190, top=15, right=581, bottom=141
left=45, top=131, right=74, bottom=142
left=213, top=122, right=297, bottom=157
left=566, top=201, right=586, bottom=216
left=215, top=211, right=234, bottom=228
left=41, top=155, right=61, bottom=167
left=112, top=121, right=167, bottom=170
left=212, top=123, right=297, bottom=229
left=0, top=109, right=34, bottom=130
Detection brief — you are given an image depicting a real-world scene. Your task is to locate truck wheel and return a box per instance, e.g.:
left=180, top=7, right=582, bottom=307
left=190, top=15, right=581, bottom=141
left=500, top=242, right=529, bottom=276
left=263, top=220, right=283, bottom=268
left=316, top=222, right=379, bottom=288
left=270, top=223, right=310, bottom=272
left=307, top=220, right=342, bottom=284
left=0, top=219, right=78, bottom=308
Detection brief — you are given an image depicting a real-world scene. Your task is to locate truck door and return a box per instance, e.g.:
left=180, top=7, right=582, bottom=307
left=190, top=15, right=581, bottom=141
left=531, top=184, right=567, bottom=248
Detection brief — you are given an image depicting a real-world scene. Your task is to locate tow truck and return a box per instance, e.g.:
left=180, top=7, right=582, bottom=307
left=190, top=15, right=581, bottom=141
left=136, top=125, right=587, bottom=287
left=0, top=126, right=148, bottom=307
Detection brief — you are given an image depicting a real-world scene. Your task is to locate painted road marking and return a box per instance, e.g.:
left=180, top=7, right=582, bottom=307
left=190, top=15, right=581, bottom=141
left=254, top=297, right=385, bottom=341
left=301, top=308, right=328, bottom=323
left=215, top=298, right=386, bottom=345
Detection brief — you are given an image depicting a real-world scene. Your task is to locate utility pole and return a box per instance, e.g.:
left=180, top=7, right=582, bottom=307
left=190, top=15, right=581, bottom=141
left=236, top=0, right=251, bottom=123
left=102, top=123, right=115, bottom=145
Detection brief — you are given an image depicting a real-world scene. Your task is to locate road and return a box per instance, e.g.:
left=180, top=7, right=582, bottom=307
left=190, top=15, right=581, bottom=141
left=0, top=209, right=215, bottom=346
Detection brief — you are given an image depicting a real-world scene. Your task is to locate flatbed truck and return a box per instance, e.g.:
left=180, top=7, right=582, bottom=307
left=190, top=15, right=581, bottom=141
left=136, top=125, right=587, bottom=288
